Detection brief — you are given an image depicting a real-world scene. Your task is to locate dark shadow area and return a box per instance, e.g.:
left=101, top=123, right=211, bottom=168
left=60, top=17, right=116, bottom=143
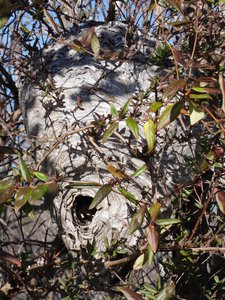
left=72, top=195, right=96, bottom=225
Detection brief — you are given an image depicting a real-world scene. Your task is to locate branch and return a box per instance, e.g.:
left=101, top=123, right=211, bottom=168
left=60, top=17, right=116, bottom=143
left=0, top=64, right=19, bottom=106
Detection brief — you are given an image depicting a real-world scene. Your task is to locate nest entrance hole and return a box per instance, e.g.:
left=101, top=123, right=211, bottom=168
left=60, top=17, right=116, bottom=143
left=73, top=195, right=97, bottom=225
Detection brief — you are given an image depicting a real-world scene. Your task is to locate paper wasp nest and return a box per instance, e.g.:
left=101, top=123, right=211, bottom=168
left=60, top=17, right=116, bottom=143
left=19, top=21, right=198, bottom=254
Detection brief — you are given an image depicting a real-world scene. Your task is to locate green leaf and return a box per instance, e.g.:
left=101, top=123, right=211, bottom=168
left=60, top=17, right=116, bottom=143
left=155, top=218, right=181, bottom=226
left=189, top=102, right=205, bottom=125
left=110, top=103, right=118, bottom=117
left=144, top=119, right=155, bottom=153
left=102, top=121, right=119, bottom=143
left=200, top=158, right=209, bottom=172
left=162, top=79, right=186, bottom=100
left=0, top=179, right=14, bottom=190
left=18, top=153, right=31, bottom=182
left=29, top=184, right=48, bottom=202
left=0, top=16, right=8, bottom=28
left=117, top=186, right=137, bottom=204
left=126, top=117, right=139, bottom=141
left=189, top=93, right=212, bottom=100
left=0, top=0, right=14, bottom=29
left=157, top=100, right=184, bottom=131
left=91, top=32, right=100, bottom=56
left=147, top=245, right=154, bottom=266
left=133, top=253, right=146, bottom=270
left=14, top=187, right=33, bottom=212
left=32, top=171, right=49, bottom=182
left=191, top=87, right=209, bottom=93
left=131, top=165, right=147, bottom=177
left=128, top=204, right=146, bottom=235
left=65, top=181, right=101, bottom=189
left=22, top=202, right=35, bottom=220
left=89, top=184, right=112, bottom=209
left=149, top=101, right=163, bottom=113
left=119, top=98, right=131, bottom=118
left=146, top=225, right=159, bottom=253
left=149, top=203, right=161, bottom=222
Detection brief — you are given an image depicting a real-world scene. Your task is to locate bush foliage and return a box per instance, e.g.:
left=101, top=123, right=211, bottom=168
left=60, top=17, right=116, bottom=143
left=0, top=0, right=225, bottom=299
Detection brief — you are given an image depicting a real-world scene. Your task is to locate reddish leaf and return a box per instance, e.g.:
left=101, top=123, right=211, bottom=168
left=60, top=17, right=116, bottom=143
left=67, top=40, right=85, bottom=52
left=0, top=186, right=15, bottom=204
left=213, top=146, right=224, bottom=158
left=43, top=7, right=60, bottom=34
left=0, top=250, right=21, bottom=267
left=162, top=79, right=186, bottom=100
left=168, top=20, right=192, bottom=27
left=81, top=27, right=95, bottom=47
left=146, top=224, right=159, bottom=253
left=46, top=180, right=59, bottom=195
left=156, top=284, right=176, bottom=300
left=118, top=286, right=143, bottom=300
left=171, top=47, right=186, bottom=67
left=219, top=73, right=225, bottom=113
left=215, top=190, right=225, bottom=214
left=106, top=164, right=127, bottom=179
left=166, top=0, right=182, bottom=11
